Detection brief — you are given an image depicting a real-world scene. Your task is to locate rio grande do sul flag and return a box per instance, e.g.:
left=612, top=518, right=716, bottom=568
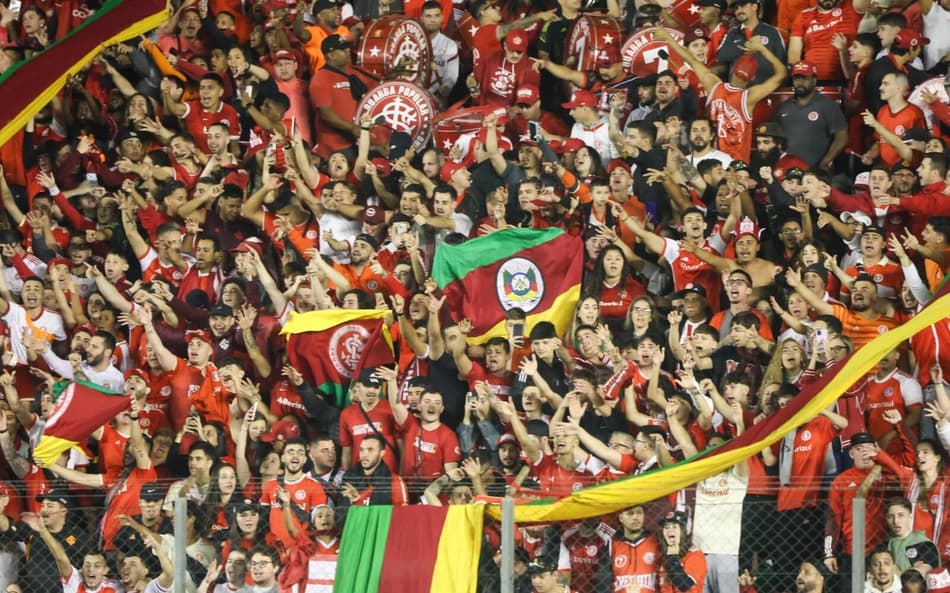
left=432, top=228, right=583, bottom=343
left=334, top=505, right=484, bottom=593
left=280, top=309, right=395, bottom=407
left=34, top=380, right=131, bottom=466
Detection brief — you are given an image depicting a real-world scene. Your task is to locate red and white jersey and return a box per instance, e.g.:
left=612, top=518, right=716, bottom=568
left=866, top=369, right=923, bottom=441
left=4, top=301, right=66, bottom=362
left=707, top=82, right=753, bottom=162
left=558, top=523, right=614, bottom=587
left=288, top=538, right=340, bottom=593
left=62, top=568, right=121, bottom=593
left=138, top=246, right=189, bottom=286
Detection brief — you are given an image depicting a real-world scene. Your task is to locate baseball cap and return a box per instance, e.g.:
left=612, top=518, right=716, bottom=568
left=272, top=49, right=296, bottom=62
left=562, top=90, right=598, bottom=109
left=850, top=432, right=876, bottom=446
left=260, top=418, right=301, bottom=443
left=115, top=128, right=142, bottom=145
left=527, top=559, right=557, bottom=574
left=354, top=233, right=380, bottom=251
left=683, top=26, right=710, bottom=46
left=891, top=160, right=916, bottom=175
left=755, top=121, right=785, bottom=139
left=791, top=61, right=818, bottom=77
left=529, top=321, right=558, bottom=340
left=862, top=224, right=885, bottom=238
left=36, top=488, right=72, bottom=508
left=230, top=237, right=265, bottom=256
left=595, top=45, right=621, bottom=67
left=840, top=210, right=872, bottom=227
left=313, top=0, right=340, bottom=12
left=735, top=216, right=760, bottom=241
left=362, top=205, right=385, bottom=225
left=775, top=166, right=805, bottom=183
left=660, top=510, right=690, bottom=527
left=209, top=303, right=234, bottom=317
left=229, top=497, right=262, bottom=514
left=906, top=542, right=941, bottom=568
left=607, top=159, right=631, bottom=174
left=903, top=128, right=930, bottom=143
left=505, top=30, right=528, bottom=52
left=356, top=368, right=382, bottom=386
left=803, top=263, right=830, bottom=283
left=389, top=131, right=413, bottom=160
left=561, top=138, right=586, bottom=154
left=732, top=54, right=759, bottom=83
left=440, top=160, right=467, bottom=182
left=497, top=433, right=519, bottom=447
left=139, top=483, right=164, bottom=502
left=321, top=34, right=351, bottom=55
left=893, top=29, right=929, bottom=50
left=515, top=86, right=540, bottom=105
left=185, top=329, right=213, bottom=348
left=676, top=283, right=707, bottom=299
left=733, top=0, right=759, bottom=5
left=696, top=0, right=727, bottom=8
left=125, top=367, right=151, bottom=386
left=369, top=157, right=392, bottom=177
left=48, top=256, right=73, bottom=270
left=853, top=171, right=870, bottom=189
left=470, top=0, right=497, bottom=16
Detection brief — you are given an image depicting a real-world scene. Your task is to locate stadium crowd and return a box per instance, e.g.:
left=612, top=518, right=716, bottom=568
left=0, top=0, right=947, bottom=591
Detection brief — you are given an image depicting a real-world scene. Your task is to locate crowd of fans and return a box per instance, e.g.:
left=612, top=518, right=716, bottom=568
left=0, top=0, right=946, bottom=591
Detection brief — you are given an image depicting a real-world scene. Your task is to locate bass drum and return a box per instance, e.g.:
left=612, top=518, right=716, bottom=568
left=432, top=106, right=488, bottom=156
left=565, top=14, right=625, bottom=72
left=356, top=16, right=433, bottom=88
left=355, top=81, right=437, bottom=154
left=621, top=26, right=685, bottom=77
left=909, top=76, right=949, bottom=128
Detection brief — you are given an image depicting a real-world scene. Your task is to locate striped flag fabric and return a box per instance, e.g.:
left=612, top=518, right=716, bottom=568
left=483, top=281, right=950, bottom=523
left=334, top=505, right=485, bottom=593
left=33, top=380, right=131, bottom=466
left=432, top=228, right=583, bottom=343
left=281, top=309, right=395, bottom=407
left=0, top=0, right=168, bottom=145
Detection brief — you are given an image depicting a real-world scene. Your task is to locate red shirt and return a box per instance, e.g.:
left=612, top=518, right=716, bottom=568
left=464, top=363, right=512, bottom=400
left=662, top=238, right=723, bottom=312
left=97, top=424, right=129, bottom=477
left=707, top=82, right=753, bottom=162
left=598, top=278, right=647, bottom=325
left=471, top=23, right=501, bottom=67
left=101, top=466, right=158, bottom=550
left=612, top=533, right=661, bottom=592
left=181, top=101, right=241, bottom=154
left=865, top=370, right=922, bottom=452
left=776, top=415, right=838, bottom=511
left=473, top=53, right=540, bottom=108
left=309, top=67, right=359, bottom=159
left=261, top=475, right=327, bottom=547
left=790, top=1, right=860, bottom=81
left=911, top=317, right=950, bottom=387
left=658, top=549, right=707, bottom=593
left=338, top=401, right=399, bottom=472
left=875, top=102, right=927, bottom=167
left=531, top=454, right=597, bottom=496
left=396, top=416, right=461, bottom=479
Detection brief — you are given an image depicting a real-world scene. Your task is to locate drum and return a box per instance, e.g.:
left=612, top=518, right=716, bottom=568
left=664, top=0, right=703, bottom=28
left=909, top=76, right=949, bottom=128
left=356, top=81, right=437, bottom=154
left=621, top=26, right=685, bottom=77
left=754, top=86, right=845, bottom=127
left=356, top=16, right=433, bottom=87
left=565, top=14, right=625, bottom=72
left=432, top=106, right=491, bottom=156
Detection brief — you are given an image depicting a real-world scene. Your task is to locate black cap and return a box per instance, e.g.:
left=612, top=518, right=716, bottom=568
left=634, top=73, right=658, bottom=87
left=470, top=0, right=497, bottom=15
left=784, top=167, right=805, bottom=181
left=229, top=497, right=261, bottom=514
left=675, top=283, right=707, bottom=299
left=850, top=432, right=876, bottom=446
left=354, top=233, right=379, bottom=251
left=36, top=488, right=71, bottom=508
left=863, top=225, right=885, bottom=238
left=209, top=303, right=234, bottom=317
left=528, top=321, right=558, bottom=341
left=115, top=128, right=141, bottom=145
left=527, top=559, right=557, bottom=574
left=639, top=3, right=662, bottom=15
left=903, top=128, right=930, bottom=143
left=696, top=0, right=727, bottom=8
left=356, top=368, right=381, bottom=387
left=639, top=425, right=666, bottom=440
left=139, top=482, right=164, bottom=502
left=321, top=34, right=351, bottom=55
left=755, top=121, right=785, bottom=139
left=803, top=264, right=829, bottom=283
left=660, top=510, right=690, bottom=527
left=389, top=131, right=413, bottom=160
left=733, top=0, right=760, bottom=5
left=891, top=160, right=916, bottom=174
left=728, top=160, right=749, bottom=172
left=805, top=559, right=834, bottom=580
left=313, top=0, right=340, bottom=12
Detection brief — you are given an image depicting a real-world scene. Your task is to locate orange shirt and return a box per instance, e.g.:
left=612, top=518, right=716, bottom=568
left=301, top=24, right=352, bottom=73
left=831, top=304, right=899, bottom=349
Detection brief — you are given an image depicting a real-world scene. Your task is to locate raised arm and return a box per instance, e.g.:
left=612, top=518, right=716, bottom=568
left=137, top=306, right=179, bottom=372
left=745, top=39, right=788, bottom=108
left=786, top=267, right=834, bottom=316
left=654, top=28, right=721, bottom=91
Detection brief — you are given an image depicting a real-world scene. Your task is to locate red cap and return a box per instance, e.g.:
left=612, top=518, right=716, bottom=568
left=562, top=90, right=598, bottom=109
left=260, top=419, right=301, bottom=443
left=519, top=134, right=539, bottom=147
left=362, top=205, right=386, bottom=225
left=561, top=138, right=586, bottom=153
left=272, top=49, right=296, bottom=62
left=369, top=157, right=391, bottom=177
left=230, top=237, right=264, bottom=256
left=440, top=160, right=467, bottom=182
left=185, top=329, right=213, bottom=348
left=607, top=159, right=631, bottom=174
left=515, top=86, right=540, bottom=105
left=125, top=368, right=151, bottom=386
left=894, top=28, right=929, bottom=49
left=505, top=30, right=528, bottom=52
left=732, top=54, right=759, bottom=83
left=683, top=26, right=710, bottom=46
left=72, top=323, right=97, bottom=337
left=595, top=45, right=621, bottom=67
left=791, top=61, right=817, bottom=77
left=734, top=216, right=761, bottom=241
left=48, top=256, right=73, bottom=270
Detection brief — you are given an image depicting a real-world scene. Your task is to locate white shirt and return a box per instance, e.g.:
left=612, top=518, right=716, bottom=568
left=3, top=302, right=66, bottom=364
left=429, top=32, right=459, bottom=101
left=41, top=350, right=125, bottom=392
left=922, top=3, right=950, bottom=69
left=318, top=212, right=362, bottom=264
left=571, top=117, right=618, bottom=163
left=688, top=149, right=733, bottom=168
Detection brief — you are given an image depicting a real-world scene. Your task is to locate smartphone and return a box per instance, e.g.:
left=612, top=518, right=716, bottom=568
left=528, top=121, right=540, bottom=142
left=466, top=393, right=476, bottom=404
left=244, top=84, right=254, bottom=99
left=8, top=0, right=20, bottom=16
left=512, top=323, right=524, bottom=339
left=290, top=116, right=297, bottom=138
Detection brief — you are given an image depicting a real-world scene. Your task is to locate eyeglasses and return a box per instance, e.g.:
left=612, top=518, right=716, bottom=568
left=829, top=345, right=848, bottom=353
left=608, top=442, right=633, bottom=449
left=726, top=279, right=750, bottom=286
left=781, top=228, right=802, bottom=235
left=249, top=560, right=273, bottom=568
